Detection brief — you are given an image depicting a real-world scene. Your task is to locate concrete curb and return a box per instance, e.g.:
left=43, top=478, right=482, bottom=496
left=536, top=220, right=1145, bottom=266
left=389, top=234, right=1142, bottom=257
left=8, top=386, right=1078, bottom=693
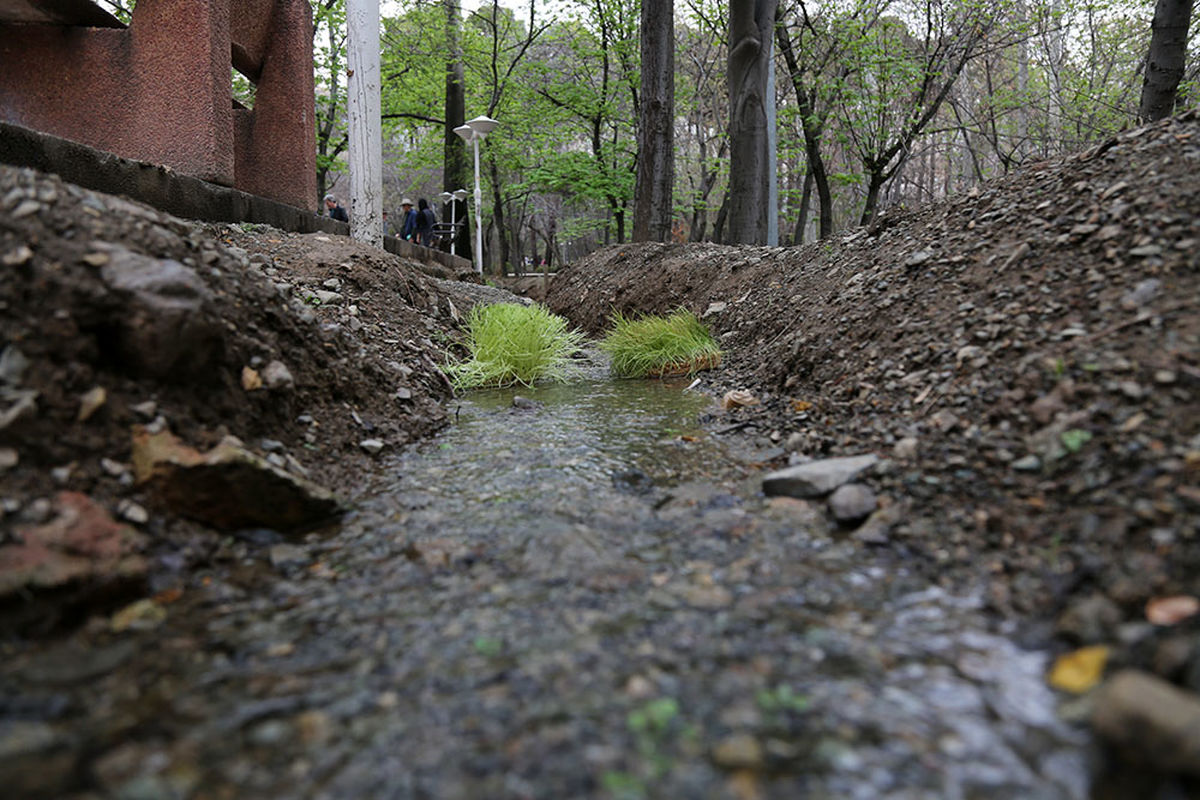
left=0, top=121, right=473, bottom=276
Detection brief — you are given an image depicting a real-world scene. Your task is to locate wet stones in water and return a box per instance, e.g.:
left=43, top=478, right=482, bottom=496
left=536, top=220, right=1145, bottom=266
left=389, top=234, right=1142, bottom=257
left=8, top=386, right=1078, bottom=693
left=612, top=468, right=654, bottom=495
left=511, top=396, right=542, bottom=411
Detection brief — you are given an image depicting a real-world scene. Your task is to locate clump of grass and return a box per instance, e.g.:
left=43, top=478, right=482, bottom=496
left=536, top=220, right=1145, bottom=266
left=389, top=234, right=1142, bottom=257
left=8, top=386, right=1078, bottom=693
left=599, top=309, right=722, bottom=378
left=442, top=302, right=584, bottom=390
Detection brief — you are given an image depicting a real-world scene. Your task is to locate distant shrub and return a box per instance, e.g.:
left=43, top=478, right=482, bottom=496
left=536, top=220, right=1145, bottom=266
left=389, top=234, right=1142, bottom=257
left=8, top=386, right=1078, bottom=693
left=600, top=309, right=722, bottom=378
left=442, top=302, right=584, bottom=390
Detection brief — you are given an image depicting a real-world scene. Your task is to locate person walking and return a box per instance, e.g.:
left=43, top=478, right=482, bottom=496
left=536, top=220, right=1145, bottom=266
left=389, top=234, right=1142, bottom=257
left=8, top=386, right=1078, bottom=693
left=414, top=198, right=437, bottom=247
left=323, top=194, right=348, bottom=222
left=400, top=198, right=417, bottom=241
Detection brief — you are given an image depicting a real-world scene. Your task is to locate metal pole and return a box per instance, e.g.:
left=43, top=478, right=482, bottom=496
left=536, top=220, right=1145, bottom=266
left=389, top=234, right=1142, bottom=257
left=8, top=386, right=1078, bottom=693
left=473, top=137, right=483, bottom=275
left=449, top=203, right=458, bottom=257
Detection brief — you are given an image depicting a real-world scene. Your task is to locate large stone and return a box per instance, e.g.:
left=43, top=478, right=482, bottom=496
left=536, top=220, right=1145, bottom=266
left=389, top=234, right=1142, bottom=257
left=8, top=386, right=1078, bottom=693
left=762, top=454, right=879, bottom=499
left=0, top=492, right=147, bottom=597
left=131, top=427, right=342, bottom=532
left=829, top=483, right=878, bottom=522
left=1091, top=669, right=1200, bottom=776
left=99, top=249, right=222, bottom=378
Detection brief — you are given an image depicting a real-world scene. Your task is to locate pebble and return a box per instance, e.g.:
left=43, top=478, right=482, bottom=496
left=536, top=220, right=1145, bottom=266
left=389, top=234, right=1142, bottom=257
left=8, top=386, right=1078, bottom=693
left=0, top=447, right=17, bottom=471
left=131, top=400, right=158, bottom=419
left=262, top=360, right=295, bottom=391
left=711, top=733, right=764, bottom=769
left=359, top=439, right=385, bottom=455
left=269, top=544, right=310, bottom=568
left=828, top=483, right=877, bottom=522
left=1011, top=455, right=1041, bottom=472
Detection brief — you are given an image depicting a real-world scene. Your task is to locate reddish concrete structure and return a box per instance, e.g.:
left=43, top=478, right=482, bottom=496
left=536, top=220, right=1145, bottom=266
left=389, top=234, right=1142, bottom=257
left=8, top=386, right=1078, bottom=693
left=0, top=0, right=317, bottom=211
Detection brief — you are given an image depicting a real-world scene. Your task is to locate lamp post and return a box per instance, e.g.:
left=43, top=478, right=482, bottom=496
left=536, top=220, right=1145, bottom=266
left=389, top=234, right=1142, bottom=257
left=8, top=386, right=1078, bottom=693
left=453, top=116, right=499, bottom=274
left=437, top=189, right=469, bottom=257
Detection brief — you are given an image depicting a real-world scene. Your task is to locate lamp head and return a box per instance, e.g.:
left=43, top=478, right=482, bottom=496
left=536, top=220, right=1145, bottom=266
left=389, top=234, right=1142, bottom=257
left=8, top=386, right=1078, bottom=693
left=437, top=191, right=453, bottom=203
left=465, top=115, right=499, bottom=137
left=452, top=189, right=469, bottom=201
left=453, top=124, right=474, bottom=142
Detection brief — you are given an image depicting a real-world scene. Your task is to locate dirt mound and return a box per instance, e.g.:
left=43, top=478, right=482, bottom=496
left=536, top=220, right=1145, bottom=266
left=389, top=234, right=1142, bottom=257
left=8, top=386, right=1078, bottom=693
left=0, top=163, right=512, bottom=627
left=547, top=114, right=1200, bottom=628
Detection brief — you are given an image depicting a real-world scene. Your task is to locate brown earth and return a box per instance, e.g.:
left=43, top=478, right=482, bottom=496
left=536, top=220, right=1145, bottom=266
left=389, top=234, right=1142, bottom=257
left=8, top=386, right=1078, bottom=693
left=0, top=164, right=514, bottom=631
left=543, top=112, right=1200, bottom=661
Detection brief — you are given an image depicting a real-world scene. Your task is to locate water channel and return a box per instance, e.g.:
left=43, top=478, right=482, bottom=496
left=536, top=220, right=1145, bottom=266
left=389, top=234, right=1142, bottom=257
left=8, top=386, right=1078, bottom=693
left=4, top=373, right=1093, bottom=798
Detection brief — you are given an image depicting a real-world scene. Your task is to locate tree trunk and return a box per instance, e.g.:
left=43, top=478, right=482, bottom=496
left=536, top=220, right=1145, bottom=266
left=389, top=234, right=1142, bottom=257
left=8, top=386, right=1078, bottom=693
left=726, top=0, right=777, bottom=244
left=443, top=0, right=471, bottom=261
left=1140, top=0, right=1195, bottom=121
left=633, top=0, right=674, bottom=242
left=861, top=169, right=886, bottom=227
left=488, top=158, right=509, bottom=275
left=774, top=13, right=832, bottom=239
left=346, top=0, right=382, bottom=245
left=712, top=186, right=731, bottom=243
left=793, top=166, right=812, bottom=245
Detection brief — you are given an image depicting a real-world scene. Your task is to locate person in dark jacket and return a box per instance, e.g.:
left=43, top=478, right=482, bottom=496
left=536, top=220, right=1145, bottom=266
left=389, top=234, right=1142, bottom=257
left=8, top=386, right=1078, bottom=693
left=324, top=194, right=349, bottom=222
left=414, top=198, right=437, bottom=246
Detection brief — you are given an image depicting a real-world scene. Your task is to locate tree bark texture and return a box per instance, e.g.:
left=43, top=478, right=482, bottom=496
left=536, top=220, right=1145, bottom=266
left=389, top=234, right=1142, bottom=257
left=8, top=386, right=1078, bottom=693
left=727, top=0, right=778, bottom=245
left=347, top=0, right=382, bottom=246
left=633, top=0, right=675, bottom=242
left=1140, top=0, right=1195, bottom=121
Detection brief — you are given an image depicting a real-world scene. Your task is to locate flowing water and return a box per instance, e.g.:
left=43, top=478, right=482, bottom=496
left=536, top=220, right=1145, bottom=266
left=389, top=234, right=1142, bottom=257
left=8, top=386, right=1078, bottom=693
left=1, top=373, right=1094, bottom=799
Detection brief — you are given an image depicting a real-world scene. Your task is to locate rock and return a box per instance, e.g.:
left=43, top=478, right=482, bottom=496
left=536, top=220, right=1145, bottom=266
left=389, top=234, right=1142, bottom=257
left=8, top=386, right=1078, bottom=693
left=116, top=499, right=149, bottom=525
left=712, top=733, right=764, bottom=769
left=1120, top=278, right=1161, bottom=310
left=269, top=543, right=310, bottom=569
left=313, top=290, right=343, bottom=305
left=0, top=491, right=147, bottom=597
left=0, top=447, right=17, bottom=472
left=99, top=249, right=220, bottom=378
left=1091, top=670, right=1200, bottom=776
left=1057, top=593, right=1122, bottom=643
left=131, top=400, right=158, bottom=419
left=703, top=301, right=728, bottom=317
left=394, top=386, right=413, bottom=401
left=77, top=386, right=107, bottom=422
left=130, top=427, right=341, bottom=532
left=1, top=244, right=33, bottom=266
left=359, top=439, right=386, bottom=455
left=261, top=360, right=294, bottom=391
left=110, top=598, right=167, bottom=632
left=829, top=483, right=877, bottom=523
left=893, top=437, right=919, bottom=460
left=0, top=345, right=30, bottom=384
left=0, top=388, right=38, bottom=431
left=762, top=454, right=879, bottom=499
left=1011, top=455, right=1041, bottom=472
left=241, top=366, right=263, bottom=391
left=678, top=583, right=734, bottom=609
left=512, top=396, right=541, bottom=410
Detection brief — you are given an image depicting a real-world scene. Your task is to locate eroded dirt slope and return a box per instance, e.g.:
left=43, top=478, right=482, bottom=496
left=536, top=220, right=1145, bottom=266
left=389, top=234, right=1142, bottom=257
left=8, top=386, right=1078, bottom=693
left=548, top=114, right=1200, bottom=632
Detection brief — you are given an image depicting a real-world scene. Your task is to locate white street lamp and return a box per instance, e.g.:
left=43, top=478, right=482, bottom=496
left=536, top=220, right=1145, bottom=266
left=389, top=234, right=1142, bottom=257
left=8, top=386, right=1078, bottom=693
left=437, top=189, right=469, bottom=257
left=453, top=116, right=499, bottom=274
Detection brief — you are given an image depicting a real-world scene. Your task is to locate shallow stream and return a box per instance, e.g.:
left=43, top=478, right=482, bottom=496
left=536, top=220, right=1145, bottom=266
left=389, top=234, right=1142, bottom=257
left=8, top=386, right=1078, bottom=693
left=3, top=373, right=1093, bottom=799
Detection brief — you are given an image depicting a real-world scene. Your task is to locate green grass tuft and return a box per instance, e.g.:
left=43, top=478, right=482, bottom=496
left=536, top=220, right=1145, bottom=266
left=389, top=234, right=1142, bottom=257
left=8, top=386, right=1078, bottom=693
left=442, top=302, right=585, bottom=390
left=599, top=309, right=722, bottom=378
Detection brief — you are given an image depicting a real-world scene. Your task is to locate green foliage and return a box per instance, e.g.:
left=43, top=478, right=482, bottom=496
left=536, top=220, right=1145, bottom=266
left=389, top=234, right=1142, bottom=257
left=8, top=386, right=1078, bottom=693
left=442, top=303, right=585, bottom=390
left=1060, top=429, right=1093, bottom=454
left=756, top=684, right=810, bottom=713
left=599, top=310, right=722, bottom=379
left=626, top=697, right=679, bottom=735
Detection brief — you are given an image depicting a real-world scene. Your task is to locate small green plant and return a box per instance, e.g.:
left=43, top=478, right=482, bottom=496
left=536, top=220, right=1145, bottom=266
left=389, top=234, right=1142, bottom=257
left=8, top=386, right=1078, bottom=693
left=599, top=309, right=722, bottom=378
left=442, top=302, right=584, bottom=390
left=756, top=684, right=810, bottom=713
left=1060, top=429, right=1093, bottom=453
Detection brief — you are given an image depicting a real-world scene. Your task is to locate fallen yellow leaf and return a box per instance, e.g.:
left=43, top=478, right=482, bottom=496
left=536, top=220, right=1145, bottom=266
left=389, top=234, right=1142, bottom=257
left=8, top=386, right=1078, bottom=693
left=1048, top=645, right=1109, bottom=693
left=791, top=400, right=813, bottom=413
